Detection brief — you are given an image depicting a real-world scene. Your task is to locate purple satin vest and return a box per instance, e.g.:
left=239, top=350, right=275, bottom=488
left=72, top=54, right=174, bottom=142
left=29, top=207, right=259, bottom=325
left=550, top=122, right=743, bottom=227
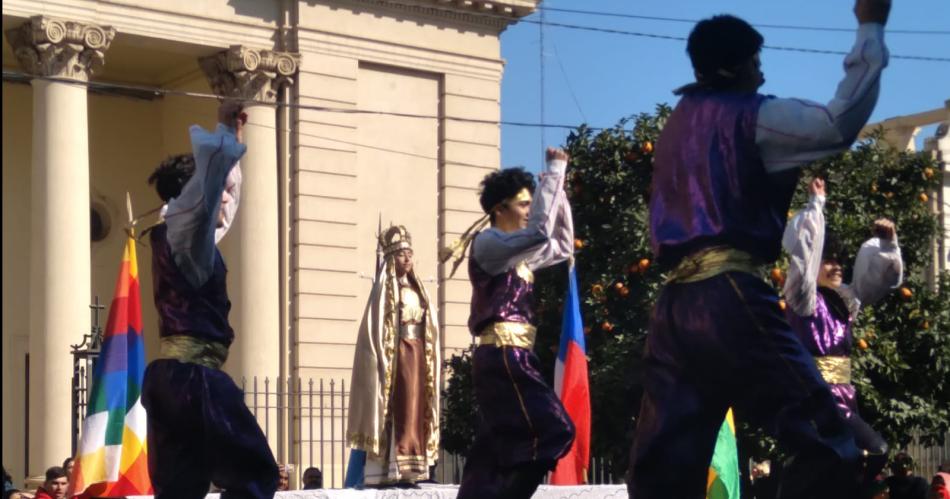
left=787, top=288, right=858, bottom=417
left=787, top=288, right=853, bottom=357
left=150, top=223, right=234, bottom=346
left=649, top=91, right=799, bottom=267
left=468, top=235, right=536, bottom=335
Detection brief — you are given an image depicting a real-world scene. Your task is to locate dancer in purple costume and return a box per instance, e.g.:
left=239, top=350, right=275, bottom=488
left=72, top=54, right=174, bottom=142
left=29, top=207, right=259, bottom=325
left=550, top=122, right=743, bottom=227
left=142, top=101, right=279, bottom=499
left=783, top=178, right=903, bottom=482
left=450, top=148, right=575, bottom=499
left=628, top=1, right=892, bottom=498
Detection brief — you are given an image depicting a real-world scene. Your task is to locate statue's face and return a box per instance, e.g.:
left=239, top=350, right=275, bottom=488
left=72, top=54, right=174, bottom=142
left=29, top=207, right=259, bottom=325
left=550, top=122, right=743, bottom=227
left=394, top=249, right=414, bottom=277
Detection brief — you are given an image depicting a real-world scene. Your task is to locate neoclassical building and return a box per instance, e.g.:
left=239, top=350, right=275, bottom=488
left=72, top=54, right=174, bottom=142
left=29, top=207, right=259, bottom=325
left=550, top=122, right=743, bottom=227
left=2, top=0, right=537, bottom=483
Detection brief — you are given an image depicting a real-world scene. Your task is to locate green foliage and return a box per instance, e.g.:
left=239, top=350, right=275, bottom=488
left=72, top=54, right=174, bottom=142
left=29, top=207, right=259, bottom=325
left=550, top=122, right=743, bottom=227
left=441, top=349, right=478, bottom=455
left=441, top=111, right=950, bottom=474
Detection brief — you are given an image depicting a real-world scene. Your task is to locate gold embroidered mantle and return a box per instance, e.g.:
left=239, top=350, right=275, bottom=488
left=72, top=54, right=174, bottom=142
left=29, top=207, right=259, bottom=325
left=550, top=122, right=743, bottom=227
left=346, top=256, right=441, bottom=464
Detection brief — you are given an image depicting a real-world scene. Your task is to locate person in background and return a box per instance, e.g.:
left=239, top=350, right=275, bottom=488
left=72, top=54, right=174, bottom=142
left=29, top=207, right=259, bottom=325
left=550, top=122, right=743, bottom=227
left=59, top=460, right=73, bottom=482
left=277, top=465, right=291, bottom=491
left=930, top=472, right=950, bottom=499
left=886, top=453, right=930, bottom=499
left=33, top=467, right=67, bottom=499
left=302, top=467, right=323, bottom=490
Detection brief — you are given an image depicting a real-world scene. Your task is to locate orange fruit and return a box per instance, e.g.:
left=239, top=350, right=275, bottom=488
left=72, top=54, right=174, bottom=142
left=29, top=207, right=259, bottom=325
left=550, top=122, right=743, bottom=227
left=900, top=287, right=913, bottom=300
left=638, top=258, right=651, bottom=272
left=574, top=238, right=585, bottom=250
left=584, top=326, right=592, bottom=335
left=871, top=182, right=878, bottom=193
left=922, top=321, right=930, bottom=330
left=614, top=282, right=625, bottom=290
left=770, top=268, right=784, bottom=284
left=919, top=193, right=929, bottom=203
left=601, top=321, right=614, bottom=332
left=641, top=141, right=654, bottom=154
left=924, top=168, right=934, bottom=179
left=778, top=299, right=787, bottom=311
left=619, top=287, right=630, bottom=297
left=857, top=339, right=869, bottom=350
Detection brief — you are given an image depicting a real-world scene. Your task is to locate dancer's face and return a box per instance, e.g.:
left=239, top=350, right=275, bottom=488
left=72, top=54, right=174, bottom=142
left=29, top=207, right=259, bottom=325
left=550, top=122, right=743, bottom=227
left=394, top=249, right=414, bottom=277
left=736, top=52, right=765, bottom=92
left=494, top=196, right=532, bottom=233
left=818, top=259, right=843, bottom=289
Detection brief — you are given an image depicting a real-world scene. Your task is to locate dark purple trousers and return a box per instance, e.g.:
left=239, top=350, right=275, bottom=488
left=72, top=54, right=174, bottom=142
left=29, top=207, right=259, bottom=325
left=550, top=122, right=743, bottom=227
left=628, top=272, right=861, bottom=499
left=142, top=359, right=278, bottom=499
left=457, top=344, right=575, bottom=499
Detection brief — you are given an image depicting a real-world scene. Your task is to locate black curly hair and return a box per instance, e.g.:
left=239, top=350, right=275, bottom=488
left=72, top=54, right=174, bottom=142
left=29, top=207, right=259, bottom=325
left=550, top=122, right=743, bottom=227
left=676, top=15, right=764, bottom=94
left=822, top=230, right=849, bottom=267
left=148, top=154, right=196, bottom=202
left=478, top=167, right=536, bottom=224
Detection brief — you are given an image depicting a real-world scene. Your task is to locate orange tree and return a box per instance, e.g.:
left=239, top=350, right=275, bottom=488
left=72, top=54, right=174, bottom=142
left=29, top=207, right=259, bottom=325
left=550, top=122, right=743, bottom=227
left=441, top=108, right=950, bottom=478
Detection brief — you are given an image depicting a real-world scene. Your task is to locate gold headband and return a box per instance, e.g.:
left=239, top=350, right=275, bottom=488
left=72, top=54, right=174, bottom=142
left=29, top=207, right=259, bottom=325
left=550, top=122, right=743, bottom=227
left=508, top=187, right=532, bottom=205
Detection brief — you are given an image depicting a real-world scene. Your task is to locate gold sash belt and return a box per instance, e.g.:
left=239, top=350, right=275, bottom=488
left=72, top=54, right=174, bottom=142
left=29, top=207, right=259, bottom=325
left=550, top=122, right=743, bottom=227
left=666, top=246, right=760, bottom=284
left=160, top=335, right=229, bottom=370
left=814, top=355, right=851, bottom=385
left=400, top=323, right=425, bottom=340
left=477, top=322, right=537, bottom=349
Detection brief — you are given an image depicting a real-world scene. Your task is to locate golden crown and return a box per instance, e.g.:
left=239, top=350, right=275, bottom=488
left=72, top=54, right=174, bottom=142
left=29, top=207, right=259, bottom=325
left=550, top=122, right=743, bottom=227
left=379, top=225, right=413, bottom=256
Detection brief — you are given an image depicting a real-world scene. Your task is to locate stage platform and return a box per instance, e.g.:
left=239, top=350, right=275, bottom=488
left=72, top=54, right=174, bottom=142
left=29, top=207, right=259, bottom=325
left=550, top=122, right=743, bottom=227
left=129, top=484, right=627, bottom=498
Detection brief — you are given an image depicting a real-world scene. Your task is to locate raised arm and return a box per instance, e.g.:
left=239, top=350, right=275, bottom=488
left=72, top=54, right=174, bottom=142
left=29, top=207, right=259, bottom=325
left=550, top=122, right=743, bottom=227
left=756, top=0, right=890, bottom=173
left=472, top=149, right=568, bottom=275
left=782, top=178, right=827, bottom=316
left=844, top=218, right=903, bottom=311
left=164, top=101, right=246, bottom=288
left=525, top=188, right=574, bottom=270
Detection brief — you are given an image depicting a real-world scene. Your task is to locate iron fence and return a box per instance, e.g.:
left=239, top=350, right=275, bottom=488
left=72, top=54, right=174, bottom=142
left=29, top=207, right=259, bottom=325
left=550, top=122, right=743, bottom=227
left=65, top=368, right=948, bottom=487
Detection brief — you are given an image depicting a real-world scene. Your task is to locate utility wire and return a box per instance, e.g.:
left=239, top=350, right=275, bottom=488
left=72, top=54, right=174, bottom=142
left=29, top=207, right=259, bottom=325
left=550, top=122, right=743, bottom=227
left=520, top=19, right=950, bottom=62
left=2, top=70, right=619, bottom=130
left=538, top=6, right=950, bottom=36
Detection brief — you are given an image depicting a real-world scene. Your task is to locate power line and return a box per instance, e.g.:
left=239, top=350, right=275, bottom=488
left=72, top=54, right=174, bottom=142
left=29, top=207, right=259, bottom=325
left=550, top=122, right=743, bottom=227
left=538, top=6, right=950, bottom=36
left=1, top=71, right=616, bottom=131
left=521, top=19, right=950, bottom=62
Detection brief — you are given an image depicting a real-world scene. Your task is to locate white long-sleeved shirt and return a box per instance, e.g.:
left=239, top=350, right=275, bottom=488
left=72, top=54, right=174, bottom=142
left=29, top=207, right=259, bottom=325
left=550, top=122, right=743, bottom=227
left=782, top=195, right=903, bottom=318
left=162, top=123, right=245, bottom=288
left=757, top=23, right=889, bottom=173
left=472, top=159, right=574, bottom=276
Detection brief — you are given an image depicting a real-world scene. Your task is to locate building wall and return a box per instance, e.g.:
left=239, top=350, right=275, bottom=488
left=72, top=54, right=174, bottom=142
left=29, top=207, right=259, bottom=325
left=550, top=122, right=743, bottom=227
left=3, top=0, right=524, bottom=480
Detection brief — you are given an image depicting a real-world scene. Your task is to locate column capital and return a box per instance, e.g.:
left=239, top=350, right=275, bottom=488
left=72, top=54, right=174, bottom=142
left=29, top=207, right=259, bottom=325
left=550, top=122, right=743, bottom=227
left=199, top=45, right=300, bottom=103
left=4, top=15, right=116, bottom=81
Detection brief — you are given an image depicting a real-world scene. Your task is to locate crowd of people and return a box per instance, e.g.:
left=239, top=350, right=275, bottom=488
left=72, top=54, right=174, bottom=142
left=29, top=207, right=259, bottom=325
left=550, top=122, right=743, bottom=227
left=1, top=461, right=322, bottom=498
left=748, top=455, right=950, bottom=499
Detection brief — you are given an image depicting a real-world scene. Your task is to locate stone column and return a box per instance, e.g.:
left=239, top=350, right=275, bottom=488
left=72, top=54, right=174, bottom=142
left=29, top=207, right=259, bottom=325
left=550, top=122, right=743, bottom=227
left=198, top=46, right=299, bottom=392
left=5, top=16, right=115, bottom=476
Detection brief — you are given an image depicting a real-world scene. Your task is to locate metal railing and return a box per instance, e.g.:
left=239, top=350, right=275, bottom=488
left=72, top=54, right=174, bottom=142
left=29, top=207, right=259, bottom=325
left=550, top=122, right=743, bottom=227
left=68, top=370, right=947, bottom=486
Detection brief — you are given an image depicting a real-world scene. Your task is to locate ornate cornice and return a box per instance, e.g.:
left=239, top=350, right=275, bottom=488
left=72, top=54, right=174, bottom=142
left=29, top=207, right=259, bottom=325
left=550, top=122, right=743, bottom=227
left=344, top=0, right=539, bottom=30
left=4, top=15, right=116, bottom=81
left=199, top=45, right=301, bottom=103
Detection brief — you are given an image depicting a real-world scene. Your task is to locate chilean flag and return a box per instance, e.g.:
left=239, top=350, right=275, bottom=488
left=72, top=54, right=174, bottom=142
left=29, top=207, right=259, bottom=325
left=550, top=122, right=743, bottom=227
left=551, top=266, right=591, bottom=484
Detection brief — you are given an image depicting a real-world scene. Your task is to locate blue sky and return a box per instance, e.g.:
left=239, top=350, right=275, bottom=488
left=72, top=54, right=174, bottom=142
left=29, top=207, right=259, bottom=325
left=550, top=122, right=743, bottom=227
left=499, top=0, right=950, bottom=171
